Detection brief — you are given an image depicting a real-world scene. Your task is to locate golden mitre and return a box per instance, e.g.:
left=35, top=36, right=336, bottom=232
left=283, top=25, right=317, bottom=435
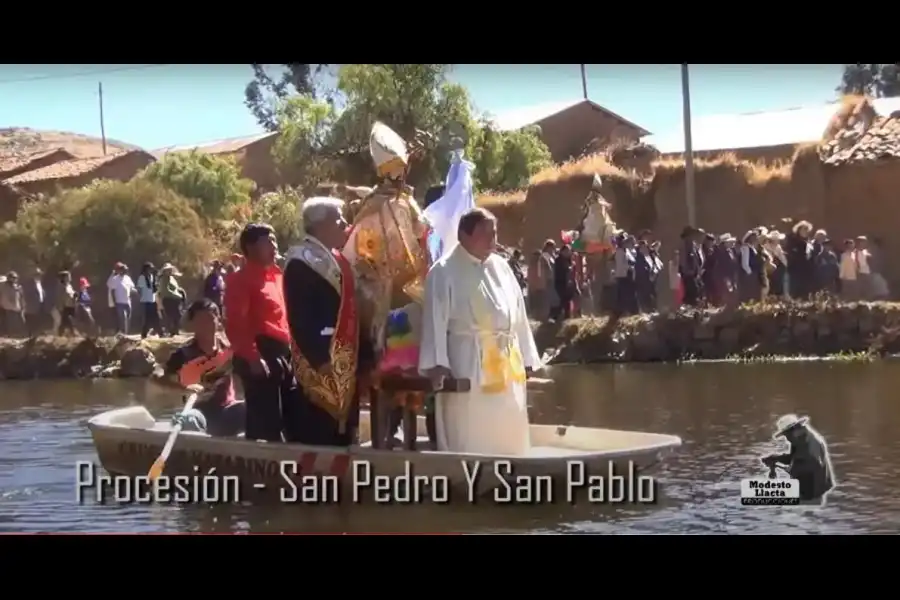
left=370, top=122, right=408, bottom=179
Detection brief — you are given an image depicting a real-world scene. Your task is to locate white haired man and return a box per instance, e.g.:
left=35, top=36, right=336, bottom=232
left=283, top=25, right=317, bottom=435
left=283, top=197, right=376, bottom=446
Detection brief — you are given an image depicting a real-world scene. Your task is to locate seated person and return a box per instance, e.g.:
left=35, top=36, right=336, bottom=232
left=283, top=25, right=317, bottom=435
left=152, top=299, right=245, bottom=437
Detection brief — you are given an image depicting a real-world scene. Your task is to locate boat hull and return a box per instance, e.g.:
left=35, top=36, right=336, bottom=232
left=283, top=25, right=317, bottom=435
left=87, top=406, right=681, bottom=503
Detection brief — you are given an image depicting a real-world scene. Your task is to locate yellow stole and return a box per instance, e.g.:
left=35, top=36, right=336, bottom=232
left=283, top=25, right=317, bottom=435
left=470, top=268, right=526, bottom=395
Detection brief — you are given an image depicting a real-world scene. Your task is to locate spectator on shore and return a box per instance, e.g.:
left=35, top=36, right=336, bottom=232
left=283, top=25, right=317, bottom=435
left=56, top=271, right=77, bottom=337
left=540, top=240, right=557, bottom=320
left=526, top=250, right=546, bottom=319
left=679, top=226, right=703, bottom=307
left=107, top=263, right=135, bottom=335
left=614, top=233, right=638, bottom=315
left=839, top=239, right=859, bottom=300
left=76, top=277, right=97, bottom=336
left=764, top=230, right=788, bottom=299
left=634, top=239, right=660, bottom=313
left=137, top=262, right=161, bottom=339
left=159, top=263, right=186, bottom=336
left=786, top=220, right=815, bottom=299
left=815, top=239, right=840, bottom=296
left=204, top=260, right=225, bottom=313
left=855, top=236, right=874, bottom=300
left=23, top=268, right=45, bottom=337
left=552, top=244, right=576, bottom=321
left=739, top=230, right=764, bottom=304
left=0, top=272, right=25, bottom=337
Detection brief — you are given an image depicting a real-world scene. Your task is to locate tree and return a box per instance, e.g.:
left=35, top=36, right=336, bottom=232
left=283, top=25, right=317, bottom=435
left=270, top=96, right=337, bottom=194
left=141, top=150, right=256, bottom=221
left=0, top=180, right=214, bottom=279
left=245, top=64, right=331, bottom=131
left=264, top=64, right=552, bottom=195
left=250, top=188, right=305, bottom=249
left=470, top=122, right=552, bottom=192
left=837, top=64, right=900, bottom=97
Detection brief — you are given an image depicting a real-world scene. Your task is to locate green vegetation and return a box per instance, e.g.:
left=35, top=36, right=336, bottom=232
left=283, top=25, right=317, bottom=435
left=0, top=64, right=551, bottom=280
left=250, top=64, right=552, bottom=193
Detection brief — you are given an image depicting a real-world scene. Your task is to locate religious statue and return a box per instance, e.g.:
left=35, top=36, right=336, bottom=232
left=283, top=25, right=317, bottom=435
left=577, top=173, right=618, bottom=254
left=342, top=122, right=431, bottom=367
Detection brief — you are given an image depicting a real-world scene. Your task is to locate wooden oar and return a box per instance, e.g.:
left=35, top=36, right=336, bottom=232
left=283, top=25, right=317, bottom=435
left=148, top=391, right=199, bottom=481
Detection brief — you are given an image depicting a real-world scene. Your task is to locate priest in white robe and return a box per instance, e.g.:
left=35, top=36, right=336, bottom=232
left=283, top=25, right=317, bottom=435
left=419, top=207, right=542, bottom=456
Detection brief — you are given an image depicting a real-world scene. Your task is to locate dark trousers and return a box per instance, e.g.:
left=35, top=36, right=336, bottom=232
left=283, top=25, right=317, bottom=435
left=682, top=276, right=701, bottom=306
left=58, top=307, right=76, bottom=336
left=162, top=297, right=181, bottom=336
left=25, top=312, right=43, bottom=337
left=235, top=335, right=303, bottom=443
left=140, top=302, right=161, bottom=338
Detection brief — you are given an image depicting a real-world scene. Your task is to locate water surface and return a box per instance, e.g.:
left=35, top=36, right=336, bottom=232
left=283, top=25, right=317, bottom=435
left=1, top=362, right=898, bottom=533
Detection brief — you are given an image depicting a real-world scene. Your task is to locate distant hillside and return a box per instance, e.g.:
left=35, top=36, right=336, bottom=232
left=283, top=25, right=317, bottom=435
left=0, top=127, right=141, bottom=159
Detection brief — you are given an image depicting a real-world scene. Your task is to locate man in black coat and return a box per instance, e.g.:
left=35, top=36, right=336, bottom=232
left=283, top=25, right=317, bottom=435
left=762, top=414, right=835, bottom=503
left=282, top=197, right=376, bottom=446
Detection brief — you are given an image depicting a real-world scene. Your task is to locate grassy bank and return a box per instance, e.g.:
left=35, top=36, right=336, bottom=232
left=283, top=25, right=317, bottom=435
left=1, top=300, right=899, bottom=380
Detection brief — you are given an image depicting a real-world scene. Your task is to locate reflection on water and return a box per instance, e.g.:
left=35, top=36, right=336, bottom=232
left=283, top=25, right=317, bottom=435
left=1, top=362, right=900, bottom=533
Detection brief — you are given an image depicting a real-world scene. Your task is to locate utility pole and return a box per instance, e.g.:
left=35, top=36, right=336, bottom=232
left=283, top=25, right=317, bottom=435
left=98, top=81, right=108, bottom=156
left=681, top=64, right=696, bottom=227
left=580, top=64, right=588, bottom=99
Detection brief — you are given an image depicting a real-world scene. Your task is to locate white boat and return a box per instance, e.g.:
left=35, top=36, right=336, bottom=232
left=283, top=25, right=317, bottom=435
left=87, top=406, right=681, bottom=502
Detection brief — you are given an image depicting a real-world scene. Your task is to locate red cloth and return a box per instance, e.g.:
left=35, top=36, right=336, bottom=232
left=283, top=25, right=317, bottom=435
left=223, top=261, right=290, bottom=362
left=675, top=279, right=685, bottom=306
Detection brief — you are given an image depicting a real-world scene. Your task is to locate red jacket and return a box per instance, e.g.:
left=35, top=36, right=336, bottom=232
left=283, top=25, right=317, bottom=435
left=223, top=262, right=290, bottom=362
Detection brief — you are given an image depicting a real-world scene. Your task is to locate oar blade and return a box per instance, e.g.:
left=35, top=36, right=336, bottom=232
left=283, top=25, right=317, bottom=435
left=147, top=458, right=165, bottom=481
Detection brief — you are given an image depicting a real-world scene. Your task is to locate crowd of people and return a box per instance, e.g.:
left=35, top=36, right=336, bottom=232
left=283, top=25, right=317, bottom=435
left=516, top=218, right=890, bottom=320
left=0, top=257, right=246, bottom=339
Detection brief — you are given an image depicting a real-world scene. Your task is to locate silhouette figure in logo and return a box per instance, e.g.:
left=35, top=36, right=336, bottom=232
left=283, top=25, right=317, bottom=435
left=761, top=414, right=835, bottom=503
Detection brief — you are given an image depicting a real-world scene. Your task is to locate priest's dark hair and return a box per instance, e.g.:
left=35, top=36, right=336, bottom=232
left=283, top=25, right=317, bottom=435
left=238, top=223, right=275, bottom=255
left=186, top=298, right=220, bottom=322
left=457, top=207, right=496, bottom=237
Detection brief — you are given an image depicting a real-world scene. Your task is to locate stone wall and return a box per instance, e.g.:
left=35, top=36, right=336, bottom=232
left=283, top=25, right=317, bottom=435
left=534, top=301, right=900, bottom=364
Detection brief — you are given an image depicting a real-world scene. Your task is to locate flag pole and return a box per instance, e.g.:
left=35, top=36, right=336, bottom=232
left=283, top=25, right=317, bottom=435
left=680, top=64, right=696, bottom=227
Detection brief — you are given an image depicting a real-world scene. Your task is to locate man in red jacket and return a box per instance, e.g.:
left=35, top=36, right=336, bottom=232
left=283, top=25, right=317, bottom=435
left=224, top=223, right=302, bottom=442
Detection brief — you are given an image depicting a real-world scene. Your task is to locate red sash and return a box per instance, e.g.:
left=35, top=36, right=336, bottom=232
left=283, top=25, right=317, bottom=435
left=290, top=249, right=360, bottom=431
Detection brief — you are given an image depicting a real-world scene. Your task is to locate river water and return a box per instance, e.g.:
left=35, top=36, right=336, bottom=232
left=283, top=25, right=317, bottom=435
left=1, top=362, right=899, bottom=534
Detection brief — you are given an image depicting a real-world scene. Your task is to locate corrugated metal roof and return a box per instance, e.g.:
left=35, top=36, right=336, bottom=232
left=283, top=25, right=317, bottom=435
left=152, top=131, right=276, bottom=159
left=648, top=97, right=900, bottom=153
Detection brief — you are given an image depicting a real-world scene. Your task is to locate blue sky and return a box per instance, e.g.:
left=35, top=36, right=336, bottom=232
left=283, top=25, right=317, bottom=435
left=0, top=64, right=846, bottom=152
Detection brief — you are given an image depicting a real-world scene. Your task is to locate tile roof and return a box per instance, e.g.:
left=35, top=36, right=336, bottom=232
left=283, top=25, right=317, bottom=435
left=819, top=105, right=900, bottom=166
left=152, top=131, right=276, bottom=159
left=4, top=150, right=150, bottom=184
left=0, top=148, right=75, bottom=177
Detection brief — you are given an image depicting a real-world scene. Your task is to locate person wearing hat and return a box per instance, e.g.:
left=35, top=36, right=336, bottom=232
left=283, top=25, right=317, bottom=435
left=136, top=262, right=161, bottom=339
left=679, top=226, right=703, bottom=306
left=814, top=237, right=840, bottom=296
left=707, top=234, right=738, bottom=306
left=786, top=220, right=815, bottom=299
left=158, top=263, right=186, bottom=336
left=739, top=230, right=764, bottom=304
left=761, top=414, right=835, bottom=503
left=762, top=230, right=788, bottom=299
left=106, top=262, right=135, bottom=335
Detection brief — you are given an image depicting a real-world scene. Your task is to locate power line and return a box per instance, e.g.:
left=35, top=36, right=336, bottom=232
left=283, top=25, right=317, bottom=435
left=0, top=64, right=169, bottom=86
